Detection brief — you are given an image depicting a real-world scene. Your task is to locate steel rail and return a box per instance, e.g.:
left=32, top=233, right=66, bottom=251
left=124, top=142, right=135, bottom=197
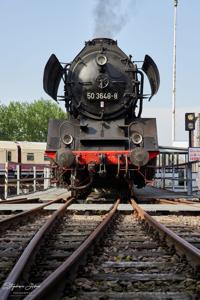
left=156, top=198, right=200, bottom=208
left=0, top=197, right=68, bottom=231
left=0, top=196, right=75, bottom=300
left=0, top=197, right=40, bottom=204
left=130, top=199, right=200, bottom=268
left=24, top=199, right=120, bottom=300
left=0, top=189, right=71, bottom=229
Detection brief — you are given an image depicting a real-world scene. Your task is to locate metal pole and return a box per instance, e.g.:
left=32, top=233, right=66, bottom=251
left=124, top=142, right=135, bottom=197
left=172, top=153, right=175, bottom=191
left=4, top=161, right=8, bottom=200
left=17, top=164, right=20, bottom=195
left=172, top=0, right=178, bottom=144
left=33, top=166, right=36, bottom=192
left=44, top=167, right=47, bottom=190
left=196, top=113, right=200, bottom=146
left=162, top=154, right=166, bottom=189
left=196, top=114, right=200, bottom=194
left=46, top=168, right=50, bottom=189
left=187, top=131, right=193, bottom=195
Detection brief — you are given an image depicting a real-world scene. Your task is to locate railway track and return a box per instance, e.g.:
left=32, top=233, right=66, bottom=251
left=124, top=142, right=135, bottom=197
left=0, top=199, right=118, bottom=299
left=64, top=215, right=198, bottom=300
left=154, top=215, right=200, bottom=250
left=0, top=197, right=40, bottom=205
left=27, top=213, right=105, bottom=283
left=0, top=197, right=43, bottom=222
left=0, top=198, right=64, bottom=231
left=154, top=198, right=200, bottom=210
left=0, top=196, right=200, bottom=299
left=0, top=197, right=73, bottom=285
left=0, top=212, right=16, bottom=222
left=0, top=210, right=52, bottom=285
left=0, top=198, right=118, bottom=299
left=61, top=202, right=200, bottom=300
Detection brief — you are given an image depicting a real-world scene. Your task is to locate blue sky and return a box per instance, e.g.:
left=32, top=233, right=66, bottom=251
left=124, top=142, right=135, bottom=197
left=0, top=0, right=199, bottom=145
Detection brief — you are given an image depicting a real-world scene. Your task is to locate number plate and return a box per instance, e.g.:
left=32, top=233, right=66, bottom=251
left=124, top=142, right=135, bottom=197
left=86, top=92, right=118, bottom=100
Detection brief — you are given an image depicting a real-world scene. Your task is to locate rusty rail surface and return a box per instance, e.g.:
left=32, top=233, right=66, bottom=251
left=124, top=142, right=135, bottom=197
left=0, top=188, right=71, bottom=229
left=0, top=197, right=67, bottom=230
left=23, top=199, right=120, bottom=300
left=0, top=196, right=75, bottom=300
left=130, top=199, right=200, bottom=268
left=0, top=197, right=40, bottom=204
left=156, top=198, right=200, bottom=208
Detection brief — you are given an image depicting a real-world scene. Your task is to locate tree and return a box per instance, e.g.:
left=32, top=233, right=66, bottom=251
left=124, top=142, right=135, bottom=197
left=0, top=99, right=66, bottom=142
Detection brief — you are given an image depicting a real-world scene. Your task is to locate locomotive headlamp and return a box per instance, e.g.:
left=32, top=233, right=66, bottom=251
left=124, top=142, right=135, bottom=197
left=96, top=54, right=107, bottom=66
left=185, top=113, right=195, bottom=131
left=62, top=134, right=73, bottom=145
left=132, top=132, right=143, bottom=145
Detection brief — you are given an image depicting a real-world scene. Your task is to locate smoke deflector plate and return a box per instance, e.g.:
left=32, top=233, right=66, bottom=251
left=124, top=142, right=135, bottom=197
left=43, top=54, right=64, bottom=101
left=142, top=55, right=160, bottom=100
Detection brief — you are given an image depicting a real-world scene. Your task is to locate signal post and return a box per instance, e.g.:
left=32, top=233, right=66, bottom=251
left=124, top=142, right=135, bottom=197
left=185, top=113, right=196, bottom=195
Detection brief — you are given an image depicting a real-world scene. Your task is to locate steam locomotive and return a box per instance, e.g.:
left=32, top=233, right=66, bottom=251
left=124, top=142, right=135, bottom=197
left=44, top=38, right=160, bottom=197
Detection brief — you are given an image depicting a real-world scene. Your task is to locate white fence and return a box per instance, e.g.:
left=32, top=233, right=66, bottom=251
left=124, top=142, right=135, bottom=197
left=1, top=165, right=51, bottom=199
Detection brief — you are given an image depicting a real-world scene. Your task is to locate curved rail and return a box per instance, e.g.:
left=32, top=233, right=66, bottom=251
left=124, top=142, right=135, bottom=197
left=0, top=196, right=75, bottom=300
left=23, top=199, right=120, bottom=300
left=0, top=197, right=40, bottom=204
left=0, top=196, right=69, bottom=231
left=130, top=199, right=200, bottom=268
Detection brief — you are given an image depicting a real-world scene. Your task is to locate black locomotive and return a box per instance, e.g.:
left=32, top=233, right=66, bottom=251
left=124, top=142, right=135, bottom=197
left=44, top=38, right=160, bottom=197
